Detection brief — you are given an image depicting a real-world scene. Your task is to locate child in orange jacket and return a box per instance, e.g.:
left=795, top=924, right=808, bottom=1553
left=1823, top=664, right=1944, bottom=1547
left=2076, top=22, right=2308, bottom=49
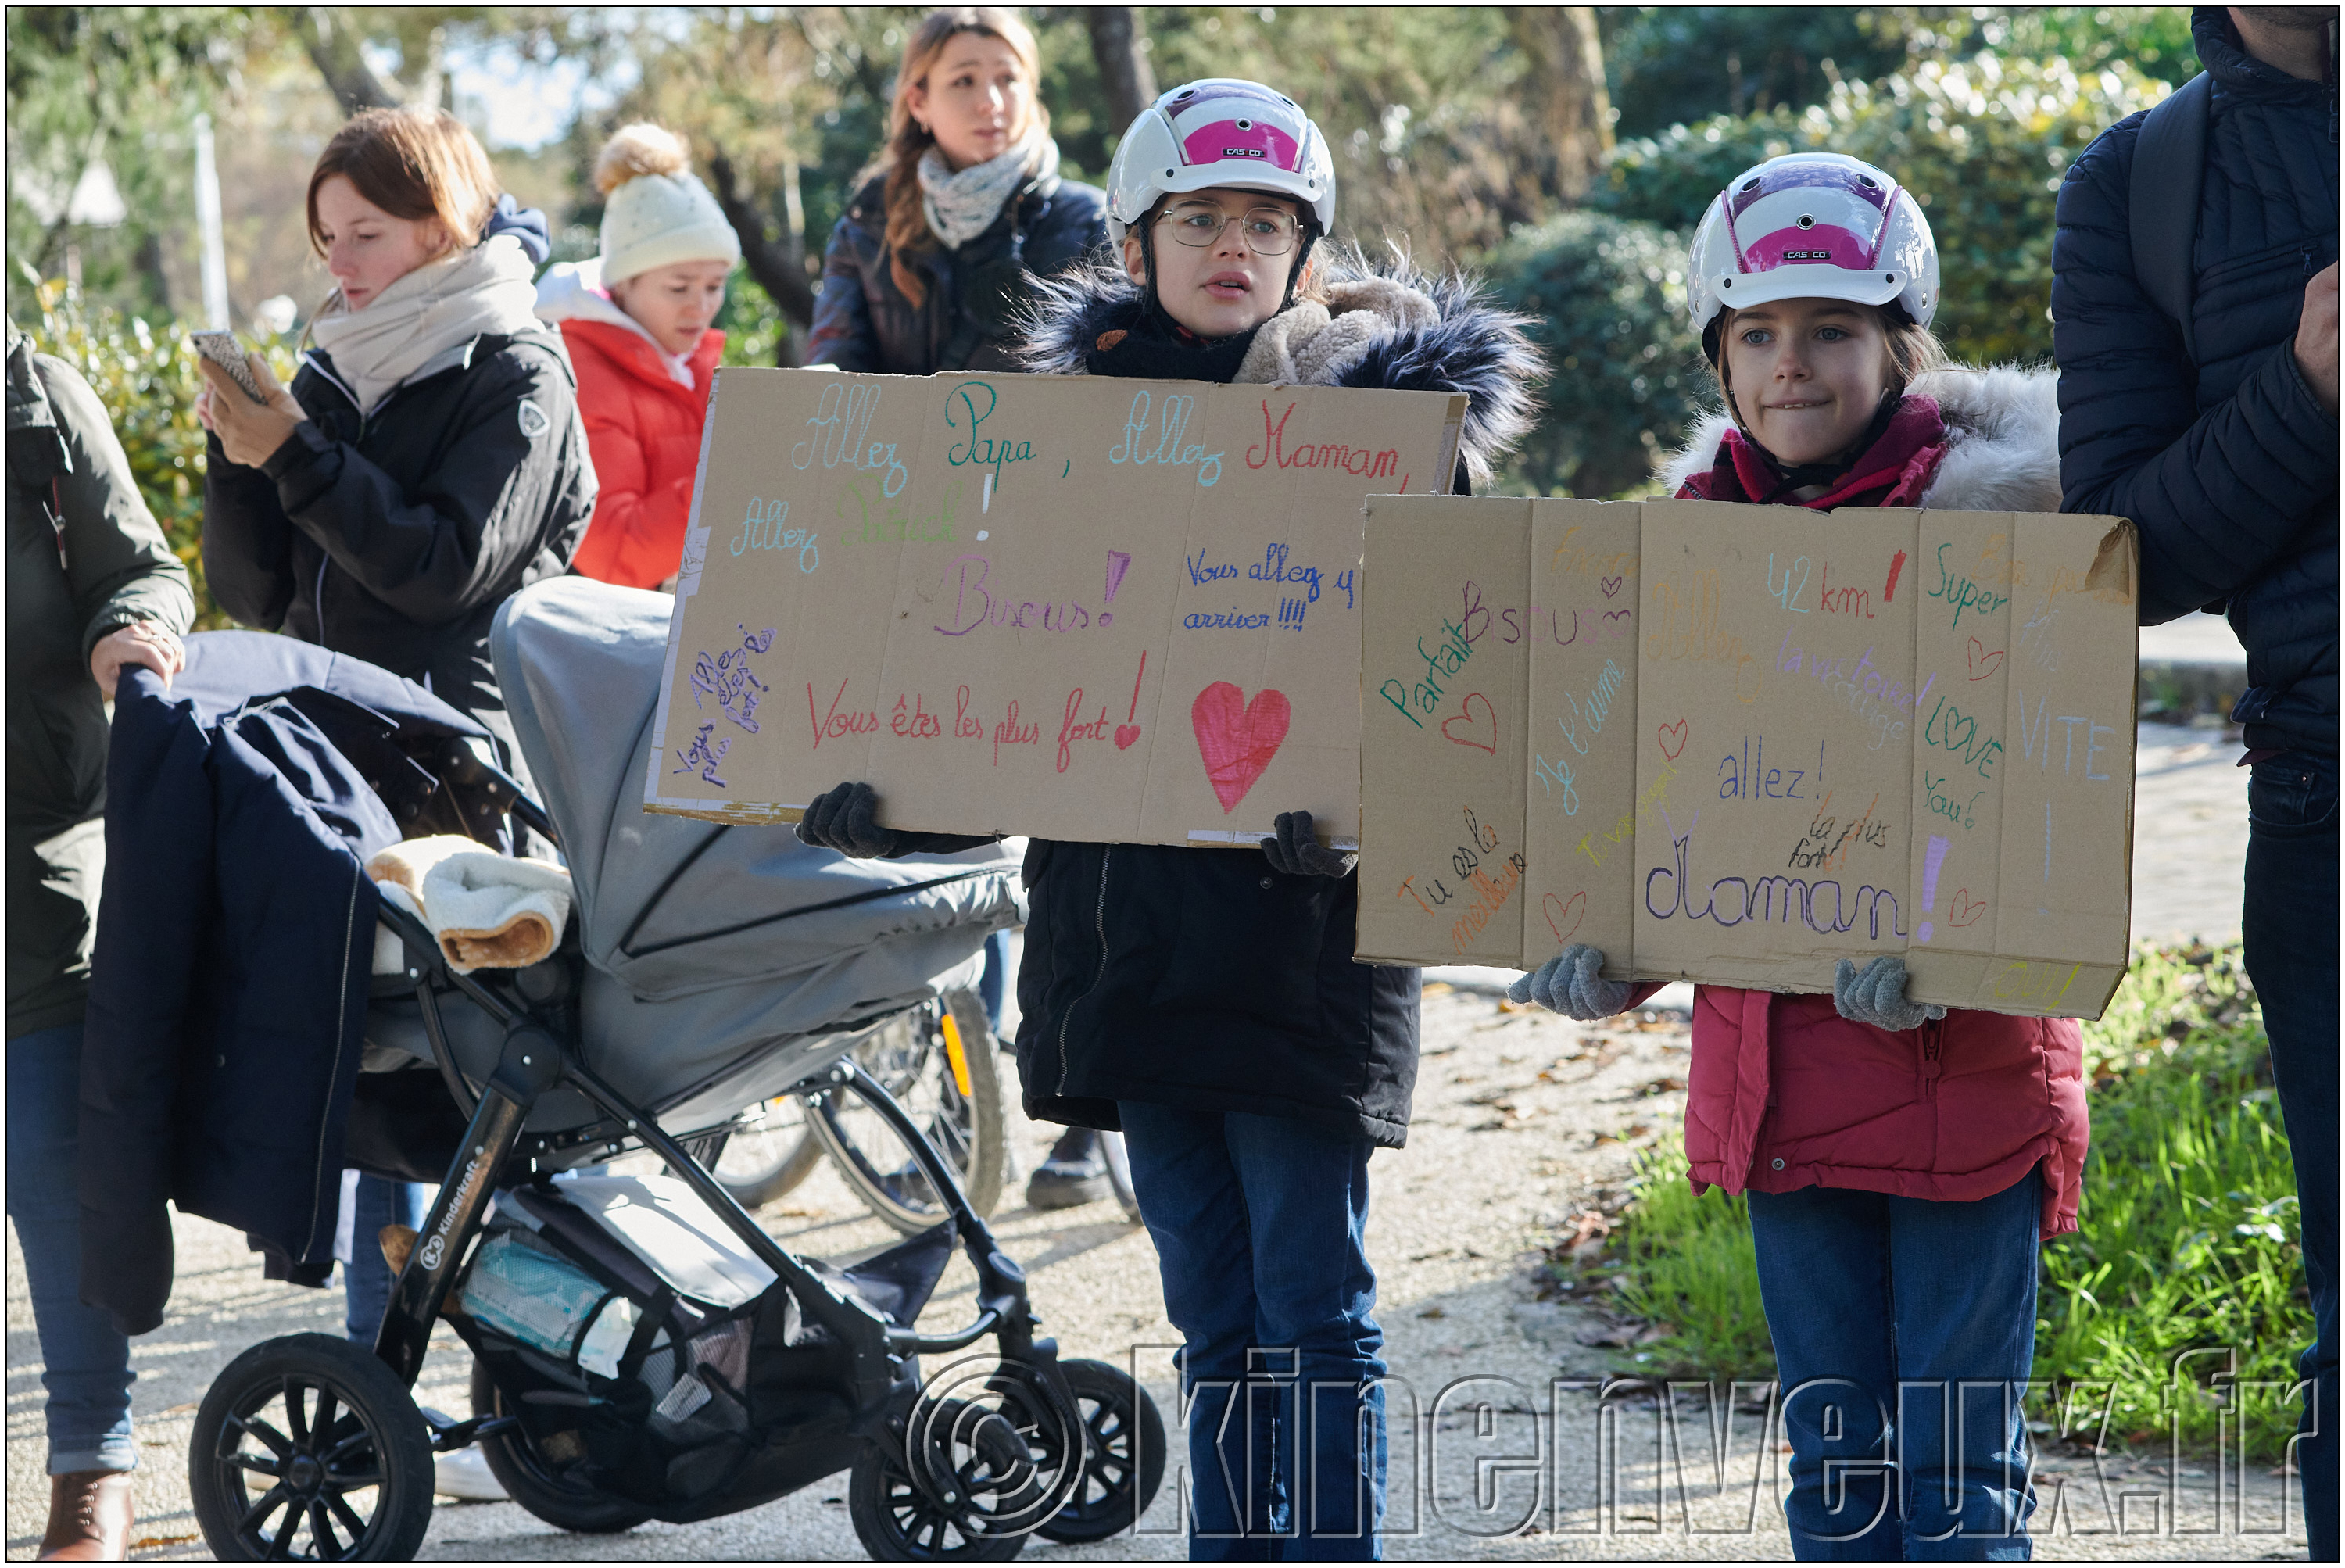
left=535, top=124, right=739, bottom=589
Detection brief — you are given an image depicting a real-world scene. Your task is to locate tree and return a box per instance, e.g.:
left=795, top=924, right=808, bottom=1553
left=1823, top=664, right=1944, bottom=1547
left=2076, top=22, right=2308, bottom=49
left=1086, top=8, right=1158, bottom=134
left=1509, top=9, right=1613, bottom=203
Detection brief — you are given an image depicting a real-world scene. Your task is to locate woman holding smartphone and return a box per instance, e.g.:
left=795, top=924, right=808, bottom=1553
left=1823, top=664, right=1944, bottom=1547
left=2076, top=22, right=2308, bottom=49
left=196, top=106, right=594, bottom=1381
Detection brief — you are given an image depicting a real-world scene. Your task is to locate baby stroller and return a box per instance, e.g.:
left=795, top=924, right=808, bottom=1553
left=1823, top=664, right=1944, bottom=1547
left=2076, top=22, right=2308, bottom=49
left=186, top=579, right=1163, bottom=1561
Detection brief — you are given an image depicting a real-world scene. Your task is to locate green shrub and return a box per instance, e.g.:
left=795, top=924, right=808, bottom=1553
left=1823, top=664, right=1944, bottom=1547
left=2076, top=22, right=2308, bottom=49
left=1588, top=54, right=2173, bottom=368
left=15, top=273, right=302, bottom=631
left=1481, top=212, right=1703, bottom=499
left=1590, top=943, right=2311, bottom=1457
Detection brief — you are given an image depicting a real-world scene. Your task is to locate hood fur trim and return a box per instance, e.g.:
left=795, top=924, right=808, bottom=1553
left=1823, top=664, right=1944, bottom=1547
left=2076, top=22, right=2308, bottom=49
left=1655, top=364, right=2064, bottom=513
left=1019, top=245, right=1544, bottom=486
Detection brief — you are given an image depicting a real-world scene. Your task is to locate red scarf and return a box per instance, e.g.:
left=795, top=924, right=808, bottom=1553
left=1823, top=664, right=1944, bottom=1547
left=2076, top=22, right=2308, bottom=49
left=1677, top=395, right=1948, bottom=509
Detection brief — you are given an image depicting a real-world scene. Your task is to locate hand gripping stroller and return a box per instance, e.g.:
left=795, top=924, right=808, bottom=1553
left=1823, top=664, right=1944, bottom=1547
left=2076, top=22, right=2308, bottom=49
left=188, top=580, right=1162, bottom=1560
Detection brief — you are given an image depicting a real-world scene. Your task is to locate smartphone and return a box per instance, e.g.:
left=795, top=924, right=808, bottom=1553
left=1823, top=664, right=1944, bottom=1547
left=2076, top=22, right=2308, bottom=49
left=190, top=331, right=268, bottom=403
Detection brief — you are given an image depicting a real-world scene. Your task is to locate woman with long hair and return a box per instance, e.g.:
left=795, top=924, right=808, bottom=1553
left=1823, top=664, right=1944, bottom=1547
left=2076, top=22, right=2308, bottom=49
left=807, top=7, right=1104, bottom=375
left=811, top=9, right=1111, bottom=1205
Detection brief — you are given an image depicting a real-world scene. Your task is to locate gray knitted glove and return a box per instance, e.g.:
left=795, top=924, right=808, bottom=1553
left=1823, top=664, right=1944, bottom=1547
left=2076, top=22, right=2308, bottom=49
left=1261, top=810, right=1358, bottom=878
left=1832, top=954, right=1948, bottom=1031
left=1509, top=943, right=1633, bottom=1021
left=795, top=782, right=899, bottom=859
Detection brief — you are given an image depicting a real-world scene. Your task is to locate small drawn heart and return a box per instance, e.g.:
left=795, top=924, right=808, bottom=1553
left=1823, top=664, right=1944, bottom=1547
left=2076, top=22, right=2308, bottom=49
left=1544, top=891, right=1587, bottom=947
left=1114, top=724, right=1142, bottom=750
left=1967, top=638, right=2005, bottom=681
left=1949, top=889, right=1987, bottom=928
left=1656, top=718, right=1688, bottom=761
left=1599, top=575, right=1624, bottom=599
left=1441, top=692, right=1498, bottom=755
left=1191, top=682, right=1292, bottom=814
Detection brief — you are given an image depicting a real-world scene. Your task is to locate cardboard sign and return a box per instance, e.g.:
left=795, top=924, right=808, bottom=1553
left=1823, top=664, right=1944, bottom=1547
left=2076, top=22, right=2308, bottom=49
left=644, top=367, right=1465, bottom=847
left=1355, top=496, right=2139, bottom=1019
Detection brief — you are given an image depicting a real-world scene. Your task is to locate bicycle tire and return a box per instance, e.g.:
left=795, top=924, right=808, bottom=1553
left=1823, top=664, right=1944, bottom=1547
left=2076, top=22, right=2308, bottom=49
left=713, top=1098, right=825, bottom=1209
left=809, top=988, right=1007, bottom=1234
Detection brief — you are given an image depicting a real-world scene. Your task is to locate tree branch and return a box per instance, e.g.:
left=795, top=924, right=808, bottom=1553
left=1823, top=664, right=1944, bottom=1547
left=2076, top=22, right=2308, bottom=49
left=707, top=143, right=816, bottom=363
left=296, top=7, right=404, bottom=114
left=1087, top=8, right=1159, bottom=133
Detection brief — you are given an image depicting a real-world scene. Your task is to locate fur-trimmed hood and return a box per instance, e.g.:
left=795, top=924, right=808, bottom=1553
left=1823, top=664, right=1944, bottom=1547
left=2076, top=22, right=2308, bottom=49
left=1019, top=249, right=1543, bottom=486
left=1657, top=363, right=2064, bottom=513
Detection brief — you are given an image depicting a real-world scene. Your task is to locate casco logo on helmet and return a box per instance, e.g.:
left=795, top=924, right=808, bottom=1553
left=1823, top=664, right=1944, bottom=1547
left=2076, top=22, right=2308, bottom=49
left=1782, top=249, right=1833, bottom=261
left=1222, top=147, right=1267, bottom=158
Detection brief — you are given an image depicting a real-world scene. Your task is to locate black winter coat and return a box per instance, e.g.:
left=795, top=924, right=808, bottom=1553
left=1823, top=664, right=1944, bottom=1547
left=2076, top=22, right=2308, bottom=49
left=994, top=261, right=1541, bottom=1148
left=808, top=170, right=1106, bottom=375
left=2052, top=8, right=2338, bottom=757
left=201, top=325, right=596, bottom=769
left=5, top=324, right=195, bottom=1036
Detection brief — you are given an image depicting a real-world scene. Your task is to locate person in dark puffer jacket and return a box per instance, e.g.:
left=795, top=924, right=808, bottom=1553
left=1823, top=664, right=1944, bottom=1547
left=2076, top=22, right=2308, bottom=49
left=797, top=79, right=1538, bottom=1555
left=2052, top=10, right=2336, bottom=1553
left=807, top=7, right=1105, bottom=376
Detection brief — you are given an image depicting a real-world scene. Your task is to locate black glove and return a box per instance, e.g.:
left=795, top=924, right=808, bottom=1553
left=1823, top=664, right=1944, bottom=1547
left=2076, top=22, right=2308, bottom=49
left=796, top=782, right=900, bottom=859
left=1260, top=810, right=1358, bottom=878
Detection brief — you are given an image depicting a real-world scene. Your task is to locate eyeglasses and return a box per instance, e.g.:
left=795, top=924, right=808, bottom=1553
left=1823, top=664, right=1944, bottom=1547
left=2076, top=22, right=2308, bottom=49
left=1155, top=200, right=1303, bottom=256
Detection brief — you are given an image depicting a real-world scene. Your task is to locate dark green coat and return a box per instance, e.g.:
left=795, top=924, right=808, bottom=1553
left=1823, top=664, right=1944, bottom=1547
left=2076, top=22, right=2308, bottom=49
left=5, top=322, right=195, bottom=1036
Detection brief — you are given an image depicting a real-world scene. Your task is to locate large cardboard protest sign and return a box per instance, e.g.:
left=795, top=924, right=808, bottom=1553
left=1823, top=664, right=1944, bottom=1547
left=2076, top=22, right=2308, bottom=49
left=644, top=367, right=1464, bottom=847
left=1356, top=495, right=2139, bottom=1019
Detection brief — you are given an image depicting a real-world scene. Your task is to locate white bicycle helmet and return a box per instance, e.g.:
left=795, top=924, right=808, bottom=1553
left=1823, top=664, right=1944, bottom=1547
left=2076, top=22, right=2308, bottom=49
left=1104, top=79, right=1336, bottom=246
left=1686, top=152, right=1938, bottom=350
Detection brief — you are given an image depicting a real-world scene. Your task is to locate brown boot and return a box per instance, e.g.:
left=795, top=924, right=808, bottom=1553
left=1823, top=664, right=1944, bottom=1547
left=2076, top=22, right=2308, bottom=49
left=38, top=1470, right=132, bottom=1561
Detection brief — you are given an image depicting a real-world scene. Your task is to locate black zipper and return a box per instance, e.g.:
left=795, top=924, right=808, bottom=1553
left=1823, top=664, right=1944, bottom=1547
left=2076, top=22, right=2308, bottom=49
left=1052, top=846, right=1115, bottom=1093
left=1917, top=1015, right=1944, bottom=1099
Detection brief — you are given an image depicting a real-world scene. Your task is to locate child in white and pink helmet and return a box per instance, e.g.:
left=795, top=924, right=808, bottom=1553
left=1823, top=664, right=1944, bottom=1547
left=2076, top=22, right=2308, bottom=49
left=797, top=77, right=1540, bottom=1555
left=1516, top=151, right=2082, bottom=1561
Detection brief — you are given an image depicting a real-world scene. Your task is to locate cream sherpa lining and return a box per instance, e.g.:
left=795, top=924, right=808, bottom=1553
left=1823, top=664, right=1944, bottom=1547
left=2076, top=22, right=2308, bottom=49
left=1236, top=276, right=1444, bottom=388
left=365, top=835, right=573, bottom=973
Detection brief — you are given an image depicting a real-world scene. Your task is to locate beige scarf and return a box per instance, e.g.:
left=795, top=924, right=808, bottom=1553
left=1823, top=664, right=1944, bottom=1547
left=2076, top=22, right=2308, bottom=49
left=308, top=234, right=541, bottom=415
left=1234, top=276, right=1441, bottom=387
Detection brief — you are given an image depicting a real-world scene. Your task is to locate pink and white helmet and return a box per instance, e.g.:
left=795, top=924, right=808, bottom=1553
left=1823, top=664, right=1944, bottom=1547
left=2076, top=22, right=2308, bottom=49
left=1687, top=152, right=1939, bottom=338
left=1104, top=79, right=1335, bottom=246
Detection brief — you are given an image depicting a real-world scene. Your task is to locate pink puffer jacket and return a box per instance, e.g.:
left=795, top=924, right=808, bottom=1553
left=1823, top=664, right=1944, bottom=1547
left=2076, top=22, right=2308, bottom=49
left=1635, top=366, right=2092, bottom=1240
left=1647, top=984, right=2089, bottom=1240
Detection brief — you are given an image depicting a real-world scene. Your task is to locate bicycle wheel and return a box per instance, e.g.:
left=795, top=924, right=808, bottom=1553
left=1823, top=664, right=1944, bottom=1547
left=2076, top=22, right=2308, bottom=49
left=808, top=988, right=1006, bottom=1234
left=712, top=1095, right=824, bottom=1208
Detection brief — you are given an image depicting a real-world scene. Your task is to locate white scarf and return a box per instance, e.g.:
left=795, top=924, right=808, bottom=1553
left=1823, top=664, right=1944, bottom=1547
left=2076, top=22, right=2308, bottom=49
left=308, top=234, right=542, bottom=414
left=918, top=128, right=1056, bottom=250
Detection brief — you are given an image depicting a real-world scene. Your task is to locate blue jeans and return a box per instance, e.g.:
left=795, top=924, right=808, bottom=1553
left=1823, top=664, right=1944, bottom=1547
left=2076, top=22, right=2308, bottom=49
left=2244, top=754, right=2338, bottom=1559
left=342, top=1173, right=428, bottom=1344
left=978, top=929, right=1012, bottom=1036
left=1118, top=1104, right=1386, bottom=1561
left=1747, top=1166, right=2042, bottom=1560
left=6, top=1022, right=137, bottom=1473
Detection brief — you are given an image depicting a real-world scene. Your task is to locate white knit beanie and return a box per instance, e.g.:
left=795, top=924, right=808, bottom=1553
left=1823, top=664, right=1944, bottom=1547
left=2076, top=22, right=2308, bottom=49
left=595, top=124, right=742, bottom=285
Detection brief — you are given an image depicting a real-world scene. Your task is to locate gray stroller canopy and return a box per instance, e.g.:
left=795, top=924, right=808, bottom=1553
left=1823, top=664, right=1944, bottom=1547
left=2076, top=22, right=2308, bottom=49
left=489, top=578, right=1023, bottom=1126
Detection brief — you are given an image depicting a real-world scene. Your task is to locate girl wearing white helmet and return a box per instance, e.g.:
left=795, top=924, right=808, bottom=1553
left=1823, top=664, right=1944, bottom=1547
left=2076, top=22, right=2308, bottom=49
left=1516, top=152, right=2080, bottom=1560
left=795, top=76, right=1538, bottom=1555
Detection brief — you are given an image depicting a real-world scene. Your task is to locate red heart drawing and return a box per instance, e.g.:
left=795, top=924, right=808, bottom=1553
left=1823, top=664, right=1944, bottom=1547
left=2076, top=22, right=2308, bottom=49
left=1967, top=638, right=2005, bottom=681
left=1440, top=692, right=1498, bottom=754
left=1191, top=682, right=1291, bottom=814
left=1544, top=891, right=1587, bottom=947
left=1656, top=718, right=1688, bottom=761
left=1949, top=889, right=1987, bottom=928
left=1600, top=575, right=1624, bottom=599
left=1114, top=725, right=1142, bottom=750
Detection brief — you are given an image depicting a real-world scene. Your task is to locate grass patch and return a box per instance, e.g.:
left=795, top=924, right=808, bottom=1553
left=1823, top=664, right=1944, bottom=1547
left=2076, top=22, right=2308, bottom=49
left=1559, top=943, right=2311, bottom=1455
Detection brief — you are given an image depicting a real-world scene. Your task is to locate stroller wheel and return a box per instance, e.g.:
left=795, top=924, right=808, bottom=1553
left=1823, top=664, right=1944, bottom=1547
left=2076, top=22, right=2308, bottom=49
left=713, top=1095, right=825, bottom=1208
left=469, top=1358, right=651, bottom=1533
left=189, top=1332, right=435, bottom=1561
left=847, top=1419, right=1028, bottom=1562
left=1030, top=1359, right=1166, bottom=1543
